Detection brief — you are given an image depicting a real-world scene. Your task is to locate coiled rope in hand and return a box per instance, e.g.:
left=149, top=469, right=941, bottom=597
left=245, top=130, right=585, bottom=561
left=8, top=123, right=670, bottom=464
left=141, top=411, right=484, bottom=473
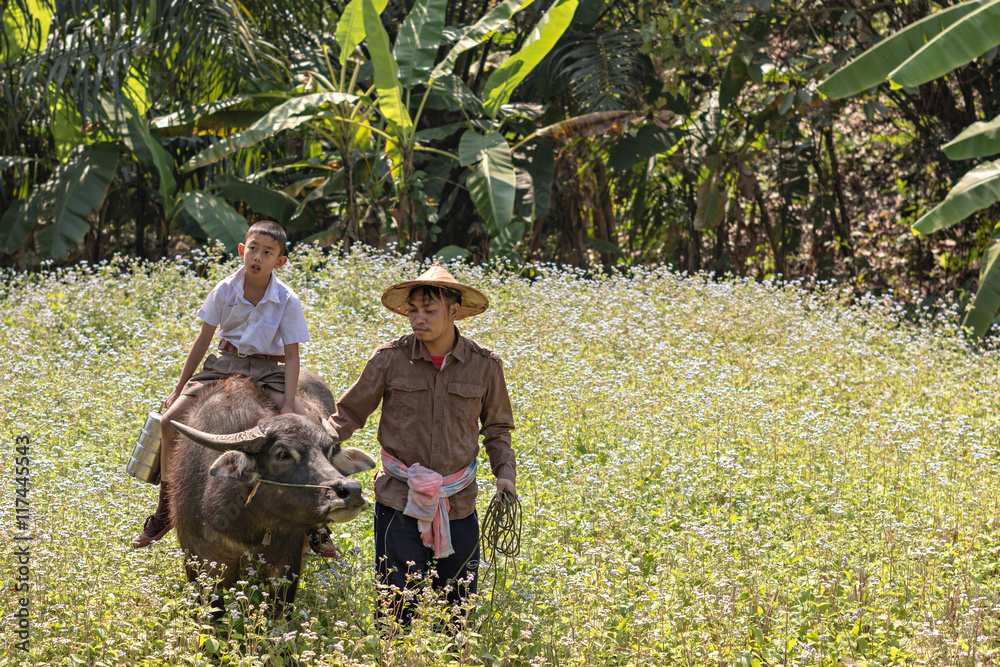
left=479, top=489, right=522, bottom=606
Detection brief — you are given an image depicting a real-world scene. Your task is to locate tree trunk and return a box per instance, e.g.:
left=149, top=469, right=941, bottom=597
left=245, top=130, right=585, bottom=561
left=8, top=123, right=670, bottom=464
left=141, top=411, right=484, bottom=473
left=591, top=159, right=618, bottom=267
left=820, top=126, right=853, bottom=261
left=135, top=206, right=147, bottom=259
left=344, top=157, right=361, bottom=247
left=753, top=185, right=784, bottom=276
left=683, top=170, right=701, bottom=273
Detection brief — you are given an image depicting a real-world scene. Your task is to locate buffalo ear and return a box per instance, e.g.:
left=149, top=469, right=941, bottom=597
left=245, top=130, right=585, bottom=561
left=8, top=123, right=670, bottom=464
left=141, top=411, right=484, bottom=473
left=331, top=447, right=376, bottom=475
left=209, top=451, right=257, bottom=483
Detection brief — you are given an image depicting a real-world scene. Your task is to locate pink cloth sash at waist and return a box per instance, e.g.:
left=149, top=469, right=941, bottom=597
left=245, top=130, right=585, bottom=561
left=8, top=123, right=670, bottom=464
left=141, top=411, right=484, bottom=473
left=379, top=449, right=477, bottom=558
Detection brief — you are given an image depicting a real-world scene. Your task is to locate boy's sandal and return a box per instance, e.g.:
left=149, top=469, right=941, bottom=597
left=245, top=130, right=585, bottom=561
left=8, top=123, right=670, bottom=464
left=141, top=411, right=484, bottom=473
left=132, top=512, right=172, bottom=549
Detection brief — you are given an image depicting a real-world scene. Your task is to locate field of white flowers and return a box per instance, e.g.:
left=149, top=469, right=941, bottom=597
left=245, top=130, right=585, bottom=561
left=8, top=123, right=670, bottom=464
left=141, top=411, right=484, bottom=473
left=2, top=247, right=1000, bottom=666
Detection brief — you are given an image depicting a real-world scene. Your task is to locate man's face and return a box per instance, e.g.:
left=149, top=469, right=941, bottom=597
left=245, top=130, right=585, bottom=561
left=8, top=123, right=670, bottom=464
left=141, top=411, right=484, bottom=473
left=407, top=292, right=459, bottom=347
left=239, top=233, right=286, bottom=278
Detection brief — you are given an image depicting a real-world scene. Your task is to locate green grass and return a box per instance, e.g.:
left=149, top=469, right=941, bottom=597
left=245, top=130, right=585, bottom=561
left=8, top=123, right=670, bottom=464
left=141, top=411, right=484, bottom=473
left=2, top=246, right=1000, bottom=666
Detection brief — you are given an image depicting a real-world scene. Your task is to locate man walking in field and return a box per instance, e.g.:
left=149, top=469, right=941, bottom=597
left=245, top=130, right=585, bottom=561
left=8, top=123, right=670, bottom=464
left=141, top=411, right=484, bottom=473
left=324, top=264, right=516, bottom=624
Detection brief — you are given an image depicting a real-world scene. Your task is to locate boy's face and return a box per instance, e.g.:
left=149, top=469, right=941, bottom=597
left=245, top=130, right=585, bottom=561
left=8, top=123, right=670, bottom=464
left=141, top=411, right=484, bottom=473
left=406, top=292, right=460, bottom=348
left=239, top=233, right=286, bottom=278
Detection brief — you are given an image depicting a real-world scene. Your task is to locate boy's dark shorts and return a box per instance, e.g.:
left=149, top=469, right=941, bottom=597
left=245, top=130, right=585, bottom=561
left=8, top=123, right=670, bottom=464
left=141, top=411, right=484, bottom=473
left=179, top=350, right=287, bottom=397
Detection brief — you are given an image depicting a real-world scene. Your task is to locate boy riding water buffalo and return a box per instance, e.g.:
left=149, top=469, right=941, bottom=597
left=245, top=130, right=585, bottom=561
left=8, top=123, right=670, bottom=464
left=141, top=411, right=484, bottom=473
left=133, top=221, right=337, bottom=557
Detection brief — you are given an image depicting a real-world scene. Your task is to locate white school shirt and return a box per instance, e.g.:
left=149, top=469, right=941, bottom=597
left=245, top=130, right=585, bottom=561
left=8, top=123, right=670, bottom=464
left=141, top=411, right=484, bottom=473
left=197, top=266, right=310, bottom=356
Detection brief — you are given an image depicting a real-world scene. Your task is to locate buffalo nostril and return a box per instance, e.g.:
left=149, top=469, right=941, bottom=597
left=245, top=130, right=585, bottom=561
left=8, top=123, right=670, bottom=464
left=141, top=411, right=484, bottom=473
left=333, top=480, right=362, bottom=501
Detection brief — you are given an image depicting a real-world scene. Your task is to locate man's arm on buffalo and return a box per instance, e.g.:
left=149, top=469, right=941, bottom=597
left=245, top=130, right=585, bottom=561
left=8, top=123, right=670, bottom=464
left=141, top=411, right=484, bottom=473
left=481, top=357, right=516, bottom=493
left=325, top=351, right=386, bottom=444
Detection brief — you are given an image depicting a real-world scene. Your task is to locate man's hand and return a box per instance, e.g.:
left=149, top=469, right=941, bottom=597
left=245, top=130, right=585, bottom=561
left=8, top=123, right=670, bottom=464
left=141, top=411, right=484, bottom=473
left=495, top=477, right=515, bottom=501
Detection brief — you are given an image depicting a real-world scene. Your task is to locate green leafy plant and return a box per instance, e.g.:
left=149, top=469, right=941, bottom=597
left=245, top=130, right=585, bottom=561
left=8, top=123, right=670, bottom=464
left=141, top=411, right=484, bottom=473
left=819, top=0, right=1000, bottom=336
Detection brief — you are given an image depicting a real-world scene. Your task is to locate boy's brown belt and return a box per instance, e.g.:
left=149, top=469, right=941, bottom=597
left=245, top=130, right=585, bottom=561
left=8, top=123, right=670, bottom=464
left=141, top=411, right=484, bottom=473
left=219, top=340, right=285, bottom=363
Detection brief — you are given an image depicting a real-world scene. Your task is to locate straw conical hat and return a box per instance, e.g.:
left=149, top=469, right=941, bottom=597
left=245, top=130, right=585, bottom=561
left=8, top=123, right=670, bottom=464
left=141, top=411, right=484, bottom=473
left=380, top=264, right=489, bottom=320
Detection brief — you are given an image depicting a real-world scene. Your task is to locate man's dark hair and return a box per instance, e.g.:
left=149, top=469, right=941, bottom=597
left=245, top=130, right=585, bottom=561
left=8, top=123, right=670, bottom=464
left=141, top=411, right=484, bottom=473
left=245, top=220, right=288, bottom=256
left=408, top=284, right=462, bottom=308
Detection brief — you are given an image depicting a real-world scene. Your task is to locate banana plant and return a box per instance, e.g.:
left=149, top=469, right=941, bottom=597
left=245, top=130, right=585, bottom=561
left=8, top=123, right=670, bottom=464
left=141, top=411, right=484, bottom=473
left=0, top=143, right=120, bottom=257
left=819, top=0, right=1000, bottom=336
left=171, top=82, right=383, bottom=245
left=0, top=99, right=232, bottom=257
left=179, top=0, right=578, bottom=259
left=2, top=0, right=580, bottom=261
left=1, top=0, right=326, bottom=260
left=352, top=0, right=579, bottom=260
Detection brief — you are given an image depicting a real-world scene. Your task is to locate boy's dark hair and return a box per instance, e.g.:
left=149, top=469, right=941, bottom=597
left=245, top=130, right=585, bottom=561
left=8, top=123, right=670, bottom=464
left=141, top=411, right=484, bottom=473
left=408, top=284, right=463, bottom=308
left=246, top=220, right=288, bottom=256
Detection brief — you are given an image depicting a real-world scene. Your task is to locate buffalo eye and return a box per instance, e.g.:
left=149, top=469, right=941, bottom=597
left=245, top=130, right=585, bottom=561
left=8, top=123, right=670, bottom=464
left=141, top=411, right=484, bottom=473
left=273, top=448, right=293, bottom=461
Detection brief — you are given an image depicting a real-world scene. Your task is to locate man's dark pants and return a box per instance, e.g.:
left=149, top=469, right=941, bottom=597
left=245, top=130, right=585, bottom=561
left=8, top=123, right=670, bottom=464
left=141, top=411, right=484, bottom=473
left=374, top=502, right=480, bottom=624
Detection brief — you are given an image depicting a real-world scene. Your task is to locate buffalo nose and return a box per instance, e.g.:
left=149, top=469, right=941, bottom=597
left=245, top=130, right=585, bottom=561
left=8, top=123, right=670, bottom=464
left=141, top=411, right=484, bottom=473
left=334, top=479, right=365, bottom=506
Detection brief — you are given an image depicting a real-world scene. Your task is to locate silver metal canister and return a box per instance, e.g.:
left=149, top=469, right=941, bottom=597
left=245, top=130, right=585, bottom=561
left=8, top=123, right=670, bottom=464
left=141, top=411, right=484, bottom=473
left=127, top=411, right=163, bottom=484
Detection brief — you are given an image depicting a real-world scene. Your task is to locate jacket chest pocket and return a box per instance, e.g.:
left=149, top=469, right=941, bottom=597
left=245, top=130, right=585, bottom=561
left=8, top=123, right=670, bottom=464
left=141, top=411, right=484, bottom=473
left=390, top=377, right=429, bottom=417
left=448, top=382, right=484, bottom=423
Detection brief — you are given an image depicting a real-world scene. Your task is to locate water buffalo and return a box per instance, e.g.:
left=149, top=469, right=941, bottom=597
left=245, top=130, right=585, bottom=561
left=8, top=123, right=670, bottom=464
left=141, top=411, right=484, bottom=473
left=168, top=369, right=375, bottom=612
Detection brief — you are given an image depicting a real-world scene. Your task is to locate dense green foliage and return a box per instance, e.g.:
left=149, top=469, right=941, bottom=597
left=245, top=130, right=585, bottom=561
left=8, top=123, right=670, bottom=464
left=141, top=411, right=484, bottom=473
left=2, top=251, right=1000, bottom=665
left=819, top=0, right=1000, bottom=337
left=0, top=0, right=582, bottom=265
left=5, top=0, right=1000, bottom=324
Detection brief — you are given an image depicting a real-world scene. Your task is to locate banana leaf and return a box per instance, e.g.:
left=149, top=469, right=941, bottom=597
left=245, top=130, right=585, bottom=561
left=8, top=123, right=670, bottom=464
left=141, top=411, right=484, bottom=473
left=589, top=236, right=623, bottom=257
left=51, top=91, right=84, bottom=162
left=522, top=142, right=554, bottom=220
left=430, top=0, right=530, bottom=80
left=363, top=0, right=413, bottom=141
left=943, top=113, right=1000, bottom=160
left=177, top=192, right=248, bottom=254
left=423, top=73, right=485, bottom=114
left=416, top=121, right=468, bottom=142
left=394, top=0, right=448, bottom=89
left=489, top=221, right=525, bottom=259
left=181, top=93, right=358, bottom=172
left=122, top=97, right=177, bottom=210
left=336, top=0, right=389, bottom=66
left=434, top=245, right=472, bottom=262
left=817, top=0, right=992, bottom=99
left=0, top=198, right=40, bottom=253
left=214, top=175, right=315, bottom=230
left=152, top=95, right=261, bottom=136
left=694, top=170, right=725, bottom=230
left=890, top=0, right=1000, bottom=88
left=461, top=130, right=515, bottom=234
left=963, top=238, right=1000, bottom=336
left=608, top=124, right=680, bottom=170
left=482, top=0, right=578, bottom=119
left=3, top=0, right=52, bottom=61
left=911, top=160, right=1000, bottom=235
left=32, top=143, right=120, bottom=258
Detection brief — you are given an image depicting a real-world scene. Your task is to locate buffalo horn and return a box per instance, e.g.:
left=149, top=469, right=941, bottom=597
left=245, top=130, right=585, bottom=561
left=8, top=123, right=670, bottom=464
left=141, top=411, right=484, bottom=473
left=172, top=420, right=269, bottom=453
